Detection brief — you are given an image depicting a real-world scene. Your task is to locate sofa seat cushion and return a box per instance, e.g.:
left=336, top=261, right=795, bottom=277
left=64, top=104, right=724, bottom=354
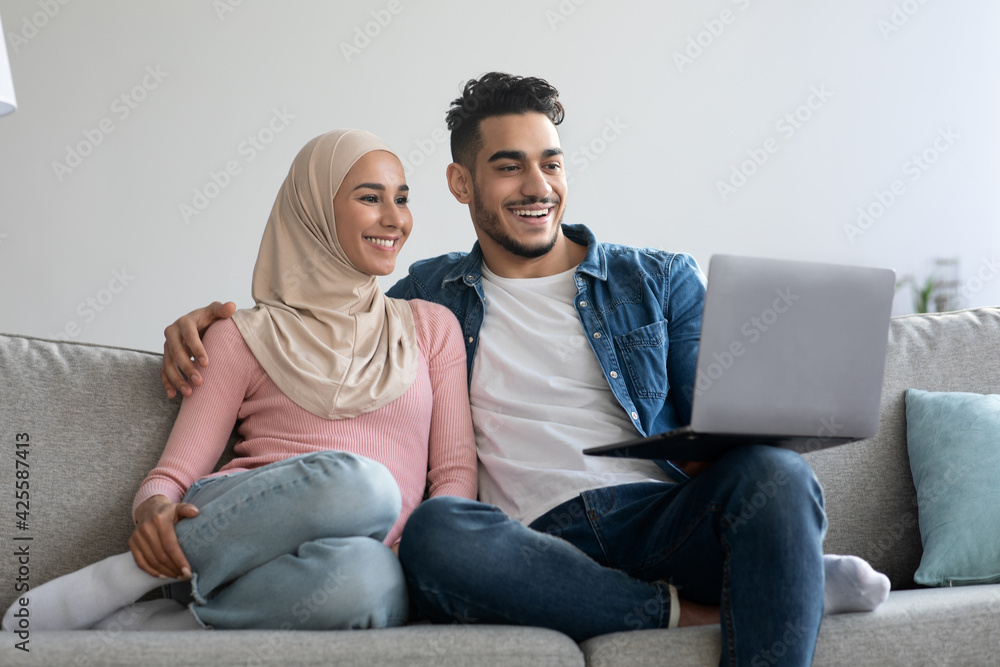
left=580, top=584, right=1000, bottom=666
left=0, top=625, right=585, bottom=667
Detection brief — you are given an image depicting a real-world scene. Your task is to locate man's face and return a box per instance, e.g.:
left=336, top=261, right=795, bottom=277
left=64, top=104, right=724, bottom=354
left=468, top=113, right=567, bottom=259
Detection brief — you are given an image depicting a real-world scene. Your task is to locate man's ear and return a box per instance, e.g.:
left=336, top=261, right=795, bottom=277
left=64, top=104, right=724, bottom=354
left=446, top=162, right=473, bottom=204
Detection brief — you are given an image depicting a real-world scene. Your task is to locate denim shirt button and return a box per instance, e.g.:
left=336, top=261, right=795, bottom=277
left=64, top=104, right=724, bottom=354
left=610, top=371, right=618, bottom=379
left=631, top=411, right=639, bottom=420
left=579, top=300, right=588, bottom=307
left=467, top=336, right=474, bottom=344
left=593, top=332, right=602, bottom=339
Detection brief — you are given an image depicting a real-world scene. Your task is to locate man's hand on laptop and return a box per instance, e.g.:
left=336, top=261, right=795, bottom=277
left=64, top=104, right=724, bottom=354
left=673, top=460, right=713, bottom=478
left=161, top=301, right=236, bottom=399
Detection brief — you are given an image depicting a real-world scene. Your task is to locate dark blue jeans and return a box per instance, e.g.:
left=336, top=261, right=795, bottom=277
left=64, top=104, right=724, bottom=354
left=399, top=445, right=827, bottom=666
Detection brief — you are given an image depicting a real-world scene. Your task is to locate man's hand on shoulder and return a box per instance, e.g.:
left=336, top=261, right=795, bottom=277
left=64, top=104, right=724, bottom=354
left=161, top=301, right=236, bottom=398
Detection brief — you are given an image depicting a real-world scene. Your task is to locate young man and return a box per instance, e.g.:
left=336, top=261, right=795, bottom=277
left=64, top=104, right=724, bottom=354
left=161, top=73, right=888, bottom=665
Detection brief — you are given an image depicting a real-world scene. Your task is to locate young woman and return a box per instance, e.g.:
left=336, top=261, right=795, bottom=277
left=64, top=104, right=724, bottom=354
left=3, top=129, right=477, bottom=631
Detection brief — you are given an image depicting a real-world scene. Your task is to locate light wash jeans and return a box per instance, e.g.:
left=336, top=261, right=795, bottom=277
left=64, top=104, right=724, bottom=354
left=167, top=450, right=408, bottom=630
left=399, top=445, right=827, bottom=666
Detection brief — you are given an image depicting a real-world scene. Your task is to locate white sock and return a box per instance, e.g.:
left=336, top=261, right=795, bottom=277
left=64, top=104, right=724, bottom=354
left=2, top=552, right=174, bottom=631
left=89, top=599, right=203, bottom=632
left=823, top=554, right=890, bottom=614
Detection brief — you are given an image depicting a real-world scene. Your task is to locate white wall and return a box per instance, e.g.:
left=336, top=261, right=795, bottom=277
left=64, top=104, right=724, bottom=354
left=1, top=0, right=997, bottom=352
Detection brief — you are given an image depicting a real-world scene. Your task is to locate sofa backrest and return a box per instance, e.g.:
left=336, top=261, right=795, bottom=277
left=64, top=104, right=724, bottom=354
left=0, top=333, right=232, bottom=612
left=0, top=334, right=247, bottom=609
left=0, top=335, right=174, bottom=608
left=804, top=307, right=1000, bottom=590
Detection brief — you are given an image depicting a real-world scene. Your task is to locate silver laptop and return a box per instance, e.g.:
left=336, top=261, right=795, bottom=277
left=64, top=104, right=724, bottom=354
left=584, top=254, right=896, bottom=462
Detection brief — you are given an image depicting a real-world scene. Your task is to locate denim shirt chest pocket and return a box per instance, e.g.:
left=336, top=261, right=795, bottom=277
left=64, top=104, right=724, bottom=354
left=614, top=320, right=669, bottom=400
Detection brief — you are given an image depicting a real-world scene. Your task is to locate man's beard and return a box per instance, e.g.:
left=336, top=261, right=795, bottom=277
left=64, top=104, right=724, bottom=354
left=472, top=186, right=561, bottom=260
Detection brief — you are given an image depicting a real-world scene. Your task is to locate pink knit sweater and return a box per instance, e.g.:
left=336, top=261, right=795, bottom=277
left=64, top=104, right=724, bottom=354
left=133, top=299, right=478, bottom=546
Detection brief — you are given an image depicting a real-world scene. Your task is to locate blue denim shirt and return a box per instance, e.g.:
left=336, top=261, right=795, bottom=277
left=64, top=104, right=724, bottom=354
left=386, top=224, right=707, bottom=442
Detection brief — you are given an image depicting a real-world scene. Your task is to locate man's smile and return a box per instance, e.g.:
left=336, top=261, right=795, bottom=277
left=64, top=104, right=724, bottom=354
left=506, top=202, right=558, bottom=225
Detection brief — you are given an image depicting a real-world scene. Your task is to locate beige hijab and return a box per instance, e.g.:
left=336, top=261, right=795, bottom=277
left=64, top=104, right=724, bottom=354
left=232, top=129, right=417, bottom=420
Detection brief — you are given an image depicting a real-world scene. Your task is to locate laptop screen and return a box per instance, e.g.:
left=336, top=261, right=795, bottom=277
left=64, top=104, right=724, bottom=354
left=689, top=255, right=895, bottom=440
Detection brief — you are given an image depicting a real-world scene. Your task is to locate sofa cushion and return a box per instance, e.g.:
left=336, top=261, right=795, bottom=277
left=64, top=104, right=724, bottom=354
left=580, top=585, right=1000, bottom=667
left=0, top=625, right=585, bottom=667
left=905, top=388, right=1000, bottom=586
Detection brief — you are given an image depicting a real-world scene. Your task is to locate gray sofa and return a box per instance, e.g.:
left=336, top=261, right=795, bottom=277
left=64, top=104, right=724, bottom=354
left=2, top=308, right=1000, bottom=666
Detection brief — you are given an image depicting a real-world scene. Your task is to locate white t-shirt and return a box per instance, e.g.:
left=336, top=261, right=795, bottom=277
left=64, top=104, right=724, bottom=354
left=471, top=264, right=672, bottom=525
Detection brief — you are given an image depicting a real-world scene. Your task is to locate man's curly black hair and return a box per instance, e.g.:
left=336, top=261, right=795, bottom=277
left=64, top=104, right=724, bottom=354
left=446, top=72, right=565, bottom=173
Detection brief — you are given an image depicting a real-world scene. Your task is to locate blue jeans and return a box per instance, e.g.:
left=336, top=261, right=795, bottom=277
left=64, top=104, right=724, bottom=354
left=167, top=451, right=409, bottom=630
left=399, top=445, right=826, bottom=666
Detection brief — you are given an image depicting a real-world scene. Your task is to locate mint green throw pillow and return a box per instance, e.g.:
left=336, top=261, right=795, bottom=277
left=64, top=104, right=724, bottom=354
left=905, top=388, right=1000, bottom=586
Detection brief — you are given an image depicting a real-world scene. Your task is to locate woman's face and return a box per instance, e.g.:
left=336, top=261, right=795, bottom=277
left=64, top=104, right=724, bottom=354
left=332, top=150, right=412, bottom=276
